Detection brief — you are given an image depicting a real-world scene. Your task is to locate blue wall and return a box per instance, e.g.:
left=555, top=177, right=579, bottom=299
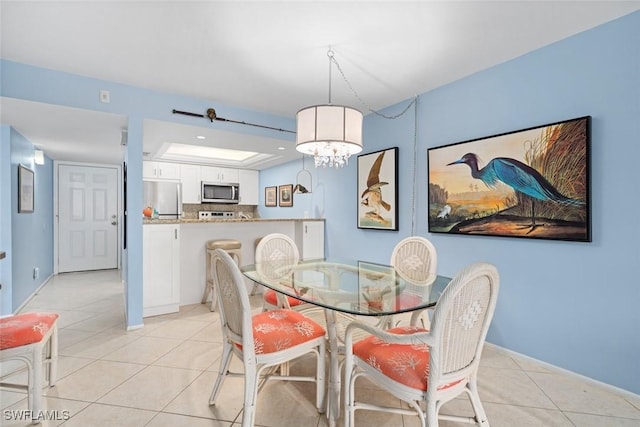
left=0, top=59, right=293, bottom=326
left=2, top=129, right=54, bottom=313
left=1, top=11, right=638, bottom=393
left=260, top=12, right=640, bottom=394
left=0, top=126, right=12, bottom=315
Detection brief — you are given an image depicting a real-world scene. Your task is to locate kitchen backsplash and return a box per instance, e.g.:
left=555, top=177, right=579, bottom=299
left=182, top=204, right=258, bottom=220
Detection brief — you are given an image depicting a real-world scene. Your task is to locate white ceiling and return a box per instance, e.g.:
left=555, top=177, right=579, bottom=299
left=1, top=1, right=638, bottom=168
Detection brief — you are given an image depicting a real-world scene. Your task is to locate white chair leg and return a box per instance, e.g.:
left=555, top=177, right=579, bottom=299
left=242, top=364, right=258, bottom=427
left=31, top=346, right=43, bottom=424
left=425, top=399, right=437, bottom=427
left=249, top=282, right=260, bottom=296
left=209, top=342, right=233, bottom=405
left=48, top=326, right=58, bottom=387
left=467, top=381, right=490, bottom=426
left=16, top=357, right=36, bottom=422
left=315, top=343, right=326, bottom=413
left=344, top=360, right=354, bottom=427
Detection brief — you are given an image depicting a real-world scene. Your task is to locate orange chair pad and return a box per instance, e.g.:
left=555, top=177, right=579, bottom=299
left=263, top=289, right=305, bottom=307
left=353, top=326, right=460, bottom=391
left=394, top=293, right=423, bottom=311
left=250, top=309, right=325, bottom=354
left=0, top=312, right=59, bottom=350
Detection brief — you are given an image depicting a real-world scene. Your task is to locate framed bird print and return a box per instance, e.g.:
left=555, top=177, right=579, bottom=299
left=357, top=147, right=398, bottom=230
left=427, top=116, right=591, bottom=242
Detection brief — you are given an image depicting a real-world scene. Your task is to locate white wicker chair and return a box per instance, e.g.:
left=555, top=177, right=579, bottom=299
left=208, top=249, right=326, bottom=427
left=389, top=236, right=438, bottom=328
left=343, top=262, right=500, bottom=427
left=255, top=233, right=309, bottom=311
left=0, top=312, right=59, bottom=424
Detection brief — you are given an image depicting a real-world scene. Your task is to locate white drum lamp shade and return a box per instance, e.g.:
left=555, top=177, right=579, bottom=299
left=296, top=105, right=363, bottom=168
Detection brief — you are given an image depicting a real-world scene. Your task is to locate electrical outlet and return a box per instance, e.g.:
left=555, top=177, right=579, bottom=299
left=33, top=267, right=39, bottom=280
left=100, top=89, right=110, bottom=103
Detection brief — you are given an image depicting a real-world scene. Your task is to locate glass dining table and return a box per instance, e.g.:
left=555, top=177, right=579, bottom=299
left=241, top=257, right=451, bottom=427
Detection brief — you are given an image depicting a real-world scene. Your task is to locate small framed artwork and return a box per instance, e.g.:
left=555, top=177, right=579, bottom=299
left=18, top=164, right=35, bottom=213
left=357, top=147, right=398, bottom=230
left=279, top=184, right=293, bottom=207
left=265, top=186, right=277, bottom=207
left=427, top=116, right=591, bottom=242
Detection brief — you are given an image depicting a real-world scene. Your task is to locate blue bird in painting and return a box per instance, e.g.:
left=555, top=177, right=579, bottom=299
left=447, top=153, right=583, bottom=231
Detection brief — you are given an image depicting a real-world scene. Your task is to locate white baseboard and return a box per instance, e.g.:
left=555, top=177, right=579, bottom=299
left=485, top=342, right=639, bottom=400
left=14, top=273, right=54, bottom=314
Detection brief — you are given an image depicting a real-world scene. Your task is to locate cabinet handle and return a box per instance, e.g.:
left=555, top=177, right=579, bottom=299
left=174, top=229, right=178, bottom=239
left=305, top=225, right=308, bottom=234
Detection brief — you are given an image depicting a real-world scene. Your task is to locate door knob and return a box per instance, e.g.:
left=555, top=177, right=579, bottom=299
left=111, top=220, right=117, bottom=226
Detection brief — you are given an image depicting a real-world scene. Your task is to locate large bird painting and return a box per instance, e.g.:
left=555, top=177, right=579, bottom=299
left=428, top=116, right=590, bottom=241
left=358, top=147, right=398, bottom=230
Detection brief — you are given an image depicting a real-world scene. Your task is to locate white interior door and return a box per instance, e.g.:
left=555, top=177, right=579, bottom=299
left=58, top=164, right=119, bottom=273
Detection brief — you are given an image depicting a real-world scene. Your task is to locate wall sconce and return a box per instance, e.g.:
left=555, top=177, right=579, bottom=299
left=34, top=149, right=45, bottom=165
left=294, top=155, right=312, bottom=194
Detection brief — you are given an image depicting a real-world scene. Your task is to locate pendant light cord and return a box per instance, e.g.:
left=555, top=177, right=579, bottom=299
left=328, top=50, right=417, bottom=119
left=411, top=96, right=418, bottom=236
left=328, top=48, right=420, bottom=236
left=327, top=49, right=333, bottom=104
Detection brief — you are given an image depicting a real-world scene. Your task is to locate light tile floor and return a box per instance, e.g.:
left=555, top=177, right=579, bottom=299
left=2, top=269, right=639, bottom=426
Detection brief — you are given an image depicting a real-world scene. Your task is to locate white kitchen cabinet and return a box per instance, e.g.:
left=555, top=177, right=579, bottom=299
left=238, top=169, right=259, bottom=205
left=295, top=221, right=325, bottom=260
left=201, top=166, right=239, bottom=183
left=180, top=164, right=201, bottom=204
left=143, top=161, right=181, bottom=180
left=143, top=224, right=181, bottom=317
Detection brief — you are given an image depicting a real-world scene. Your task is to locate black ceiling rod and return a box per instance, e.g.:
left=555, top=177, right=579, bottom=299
left=171, top=108, right=295, bottom=134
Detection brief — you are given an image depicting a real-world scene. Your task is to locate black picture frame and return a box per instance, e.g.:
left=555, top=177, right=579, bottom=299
left=427, top=116, right=591, bottom=242
left=357, top=147, right=399, bottom=230
left=279, top=184, right=293, bottom=207
left=18, top=164, right=35, bottom=213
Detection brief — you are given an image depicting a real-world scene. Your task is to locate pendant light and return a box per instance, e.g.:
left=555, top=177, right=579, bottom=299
left=296, top=49, right=363, bottom=168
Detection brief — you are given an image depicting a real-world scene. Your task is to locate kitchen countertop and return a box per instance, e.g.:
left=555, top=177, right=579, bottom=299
left=143, top=217, right=324, bottom=225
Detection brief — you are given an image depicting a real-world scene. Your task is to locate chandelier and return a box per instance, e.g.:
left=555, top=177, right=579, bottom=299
left=296, top=49, right=363, bottom=168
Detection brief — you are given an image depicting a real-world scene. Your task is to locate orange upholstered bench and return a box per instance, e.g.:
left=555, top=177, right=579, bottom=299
left=0, top=312, right=59, bottom=424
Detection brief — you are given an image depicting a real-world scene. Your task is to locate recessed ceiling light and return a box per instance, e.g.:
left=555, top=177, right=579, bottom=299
left=277, top=146, right=286, bottom=150
left=196, top=135, right=206, bottom=140
left=164, top=143, right=258, bottom=161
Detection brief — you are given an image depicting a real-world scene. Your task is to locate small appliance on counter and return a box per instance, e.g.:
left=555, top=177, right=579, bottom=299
left=198, top=211, right=235, bottom=220
left=143, top=181, right=182, bottom=219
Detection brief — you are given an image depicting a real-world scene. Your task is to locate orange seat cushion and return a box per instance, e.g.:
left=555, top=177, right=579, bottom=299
left=353, top=326, right=461, bottom=391
left=263, top=289, right=306, bottom=308
left=0, top=312, right=59, bottom=350
left=249, top=309, right=325, bottom=354
left=394, top=293, right=423, bottom=311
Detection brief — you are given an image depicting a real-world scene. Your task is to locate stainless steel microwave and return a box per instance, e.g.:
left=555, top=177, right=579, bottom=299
left=201, top=181, right=239, bottom=204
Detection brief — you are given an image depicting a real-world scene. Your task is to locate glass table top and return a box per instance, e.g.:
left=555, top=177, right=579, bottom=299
left=241, top=257, right=451, bottom=317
